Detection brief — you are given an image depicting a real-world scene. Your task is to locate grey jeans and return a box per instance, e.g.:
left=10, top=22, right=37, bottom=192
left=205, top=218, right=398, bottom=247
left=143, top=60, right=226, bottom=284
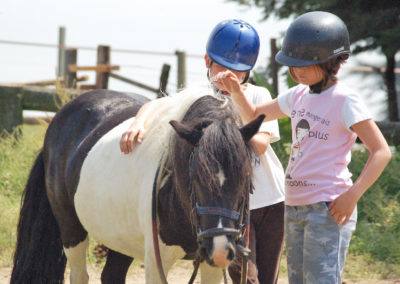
left=285, top=202, right=357, bottom=284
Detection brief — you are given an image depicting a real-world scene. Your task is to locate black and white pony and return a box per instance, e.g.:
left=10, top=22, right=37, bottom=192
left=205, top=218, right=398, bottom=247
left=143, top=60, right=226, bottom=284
left=11, top=88, right=264, bottom=284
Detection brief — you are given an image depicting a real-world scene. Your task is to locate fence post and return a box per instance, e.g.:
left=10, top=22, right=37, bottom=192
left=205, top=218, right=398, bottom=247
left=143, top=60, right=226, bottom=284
left=63, top=48, right=77, bottom=88
left=57, top=26, right=66, bottom=78
left=175, top=50, right=186, bottom=91
left=158, top=64, right=171, bottom=97
left=270, top=38, right=279, bottom=97
left=0, top=86, right=23, bottom=135
left=96, top=45, right=111, bottom=89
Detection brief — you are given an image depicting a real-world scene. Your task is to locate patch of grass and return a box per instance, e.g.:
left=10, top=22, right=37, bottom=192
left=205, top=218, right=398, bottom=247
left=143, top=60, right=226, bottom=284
left=0, top=124, right=47, bottom=266
left=344, top=253, right=400, bottom=280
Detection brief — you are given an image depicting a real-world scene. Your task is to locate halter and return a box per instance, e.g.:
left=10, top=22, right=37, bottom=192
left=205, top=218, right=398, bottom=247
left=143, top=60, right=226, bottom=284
left=151, top=145, right=251, bottom=284
left=187, top=146, right=251, bottom=283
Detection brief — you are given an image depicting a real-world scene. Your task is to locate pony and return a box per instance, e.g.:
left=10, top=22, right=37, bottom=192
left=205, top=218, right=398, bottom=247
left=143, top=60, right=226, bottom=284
left=10, top=88, right=264, bottom=284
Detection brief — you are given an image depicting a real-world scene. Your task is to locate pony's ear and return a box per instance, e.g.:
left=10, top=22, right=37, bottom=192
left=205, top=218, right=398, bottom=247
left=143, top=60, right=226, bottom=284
left=239, top=115, right=266, bottom=142
left=169, top=120, right=204, bottom=146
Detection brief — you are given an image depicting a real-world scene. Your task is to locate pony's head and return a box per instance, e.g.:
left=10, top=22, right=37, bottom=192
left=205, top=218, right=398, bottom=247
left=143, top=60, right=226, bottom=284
left=169, top=97, right=264, bottom=269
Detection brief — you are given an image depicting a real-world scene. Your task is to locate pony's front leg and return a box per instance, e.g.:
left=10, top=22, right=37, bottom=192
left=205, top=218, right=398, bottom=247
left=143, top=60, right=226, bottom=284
left=144, top=238, right=185, bottom=283
left=64, top=236, right=89, bottom=284
left=144, top=240, right=170, bottom=284
left=200, top=262, right=223, bottom=284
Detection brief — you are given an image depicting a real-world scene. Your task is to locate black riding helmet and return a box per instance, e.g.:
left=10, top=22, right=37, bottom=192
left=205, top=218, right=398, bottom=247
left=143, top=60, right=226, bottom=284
left=275, top=11, right=350, bottom=67
left=275, top=11, right=351, bottom=93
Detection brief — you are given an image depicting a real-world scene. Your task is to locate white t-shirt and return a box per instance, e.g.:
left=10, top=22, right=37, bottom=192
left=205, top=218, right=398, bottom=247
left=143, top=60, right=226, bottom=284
left=244, top=84, right=285, bottom=209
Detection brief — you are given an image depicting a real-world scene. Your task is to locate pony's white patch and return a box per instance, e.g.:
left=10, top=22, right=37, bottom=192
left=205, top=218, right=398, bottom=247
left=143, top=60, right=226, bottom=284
left=216, top=165, right=226, bottom=187
left=211, top=217, right=230, bottom=268
left=212, top=234, right=230, bottom=268
left=64, top=237, right=89, bottom=284
left=74, top=87, right=214, bottom=260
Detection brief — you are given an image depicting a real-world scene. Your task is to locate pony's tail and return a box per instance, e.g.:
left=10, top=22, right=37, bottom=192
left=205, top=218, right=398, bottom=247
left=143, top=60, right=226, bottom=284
left=11, top=151, right=67, bottom=284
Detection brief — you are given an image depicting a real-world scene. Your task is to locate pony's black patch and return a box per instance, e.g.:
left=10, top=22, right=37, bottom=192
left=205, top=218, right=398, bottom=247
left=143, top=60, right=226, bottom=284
left=43, top=90, right=148, bottom=248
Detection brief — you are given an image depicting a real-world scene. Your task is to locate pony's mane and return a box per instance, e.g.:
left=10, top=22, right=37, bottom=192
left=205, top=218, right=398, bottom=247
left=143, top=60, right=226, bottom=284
left=194, top=120, right=253, bottom=197
left=167, top=94, right=253, bottom=198
left=138, top=87, right=214, bottom=162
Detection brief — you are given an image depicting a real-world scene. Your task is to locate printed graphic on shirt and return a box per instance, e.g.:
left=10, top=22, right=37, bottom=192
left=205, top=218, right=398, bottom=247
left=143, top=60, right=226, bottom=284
left=286, top=106, right=333, bottom=188
left=286, top=119, right=309, bottom=180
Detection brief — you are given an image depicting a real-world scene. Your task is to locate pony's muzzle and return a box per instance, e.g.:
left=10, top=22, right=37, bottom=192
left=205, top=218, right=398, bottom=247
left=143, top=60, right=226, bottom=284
left=211, top=235, right=236, bottom=268
left=198, top=230, right=237, bottom=269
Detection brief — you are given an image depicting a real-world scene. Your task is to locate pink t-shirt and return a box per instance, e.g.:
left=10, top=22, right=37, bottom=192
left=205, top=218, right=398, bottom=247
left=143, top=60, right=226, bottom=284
left=278, top=83, right=371, bottom=206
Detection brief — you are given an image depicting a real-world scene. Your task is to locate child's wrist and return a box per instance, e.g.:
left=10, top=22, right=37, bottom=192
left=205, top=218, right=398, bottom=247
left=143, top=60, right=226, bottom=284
left=348, top=185, right=363, bottom=202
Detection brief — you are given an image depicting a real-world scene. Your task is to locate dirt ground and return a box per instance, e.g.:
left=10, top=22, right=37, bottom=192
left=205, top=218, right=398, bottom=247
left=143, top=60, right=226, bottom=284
left=1, top=265, right=400, bottom=284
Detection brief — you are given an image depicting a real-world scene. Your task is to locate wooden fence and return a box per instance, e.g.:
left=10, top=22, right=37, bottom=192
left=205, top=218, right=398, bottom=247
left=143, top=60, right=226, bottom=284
left=1, top=83, right=399, bottom=146
left=0, top=36, right=399, bottom=145
left=0, top=85, right=77, bottom=133
left=61, top=45, right=171, bottom=95
left=0, top=40, right=176, bottom=136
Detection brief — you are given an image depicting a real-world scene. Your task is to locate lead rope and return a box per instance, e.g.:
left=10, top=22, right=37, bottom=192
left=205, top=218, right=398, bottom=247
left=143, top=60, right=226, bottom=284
left=240, top=224, right=251, bottom=284
left=151, top=165, right=169, bottom=284
left=188, top=256, right=202, bottom=284
left=238, top=187, right=251, bottom=284
left=223, top=269, right=228, bottom=283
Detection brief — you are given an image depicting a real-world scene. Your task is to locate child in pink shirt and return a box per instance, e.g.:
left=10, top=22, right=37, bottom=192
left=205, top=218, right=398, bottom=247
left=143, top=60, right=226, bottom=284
left=215, top=11, right=391, bottom=284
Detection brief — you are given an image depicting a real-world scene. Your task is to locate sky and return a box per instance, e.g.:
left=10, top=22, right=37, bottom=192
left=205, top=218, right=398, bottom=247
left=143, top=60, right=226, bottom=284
left=0, top=0, right=390, bottom=119
left=0, top=0, right=289, bottom=90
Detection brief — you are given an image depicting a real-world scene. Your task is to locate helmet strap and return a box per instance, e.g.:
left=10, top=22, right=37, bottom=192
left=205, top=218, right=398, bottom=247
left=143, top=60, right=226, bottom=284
left=309, top=79, right=326, bottom=94
left=241, top=72, right=250, bottom=84
left=309, top=56, right=342, bottom=94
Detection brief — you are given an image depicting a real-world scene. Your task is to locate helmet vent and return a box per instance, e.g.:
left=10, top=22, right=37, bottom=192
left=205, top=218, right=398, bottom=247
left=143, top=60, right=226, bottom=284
left=234, top=31, right=242, bottom=50
left=213, top=26, right=226, bottom=40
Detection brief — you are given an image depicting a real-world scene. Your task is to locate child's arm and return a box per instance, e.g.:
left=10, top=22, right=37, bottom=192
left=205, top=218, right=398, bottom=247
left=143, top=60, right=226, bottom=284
left=329, top=119, right=392, bottom=225
left=120, top=97, right=170, bottom=154
left=215, top=70, right=287, bottom=122
left=250, top=132, right=271, bottom=155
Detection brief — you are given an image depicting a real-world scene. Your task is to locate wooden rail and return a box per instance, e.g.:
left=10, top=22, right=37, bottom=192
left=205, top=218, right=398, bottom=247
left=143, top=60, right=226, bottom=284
left=68, top=65, right=119, bottom=73
left=0, top=84, right=80, bottom=134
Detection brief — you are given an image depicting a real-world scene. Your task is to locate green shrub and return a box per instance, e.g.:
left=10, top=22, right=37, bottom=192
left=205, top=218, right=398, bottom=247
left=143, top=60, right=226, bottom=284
left=348, top=149, right=400, bottom=267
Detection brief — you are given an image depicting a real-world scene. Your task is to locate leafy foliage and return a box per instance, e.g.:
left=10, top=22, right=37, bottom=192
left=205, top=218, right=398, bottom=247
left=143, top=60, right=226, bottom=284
left=232, top=0, right=400, bottom=55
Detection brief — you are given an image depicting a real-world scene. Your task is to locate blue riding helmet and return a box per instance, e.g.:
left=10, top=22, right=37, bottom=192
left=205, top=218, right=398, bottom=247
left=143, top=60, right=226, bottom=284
left=206, top=19, right=260, bottom=72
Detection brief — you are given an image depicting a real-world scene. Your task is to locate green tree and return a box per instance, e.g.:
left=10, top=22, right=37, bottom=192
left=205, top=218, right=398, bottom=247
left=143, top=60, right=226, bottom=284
left=232, top=0, right=400, bottom=121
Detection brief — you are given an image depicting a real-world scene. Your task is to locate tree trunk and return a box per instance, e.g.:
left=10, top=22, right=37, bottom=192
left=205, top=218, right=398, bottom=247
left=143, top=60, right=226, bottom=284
left=384, top=53, right=399, bottom=121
